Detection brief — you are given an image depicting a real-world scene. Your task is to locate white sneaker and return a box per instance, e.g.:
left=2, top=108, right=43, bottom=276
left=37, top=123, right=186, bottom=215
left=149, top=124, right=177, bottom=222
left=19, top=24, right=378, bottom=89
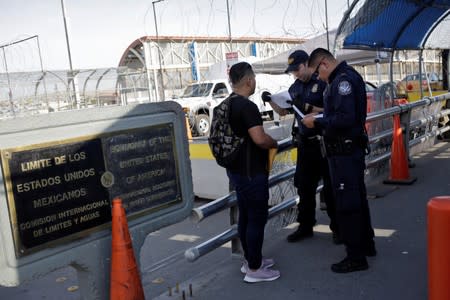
left=243, top=266, right=280, bottom=283
left=240, top=257, right=275, bottom=274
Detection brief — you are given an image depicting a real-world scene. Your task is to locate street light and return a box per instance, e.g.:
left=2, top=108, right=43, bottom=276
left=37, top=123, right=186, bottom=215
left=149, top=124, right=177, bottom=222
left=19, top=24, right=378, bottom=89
left=152, top=0, right=165, bottom=101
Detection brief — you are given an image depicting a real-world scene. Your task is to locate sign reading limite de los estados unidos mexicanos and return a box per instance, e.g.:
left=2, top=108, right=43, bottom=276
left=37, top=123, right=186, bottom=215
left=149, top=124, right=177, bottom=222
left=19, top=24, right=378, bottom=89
left=0, top=102, right=193, bottom=288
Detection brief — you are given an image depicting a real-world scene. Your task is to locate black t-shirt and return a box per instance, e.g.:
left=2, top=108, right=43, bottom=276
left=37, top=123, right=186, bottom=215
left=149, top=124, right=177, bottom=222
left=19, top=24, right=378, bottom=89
left=227, top=93, right=269, bottom=176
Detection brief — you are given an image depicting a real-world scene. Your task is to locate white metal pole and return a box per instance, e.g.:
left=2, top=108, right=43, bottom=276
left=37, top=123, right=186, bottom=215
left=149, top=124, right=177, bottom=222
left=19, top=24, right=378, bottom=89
left=36, top=36, right=49, bottom=111
left=226, top=0, right=232, bottom=51
left=61, top=0, right=80, bottom=109
left=1, top=48, right=15, bottom=116
left=152, top=0, right=165, bottom=101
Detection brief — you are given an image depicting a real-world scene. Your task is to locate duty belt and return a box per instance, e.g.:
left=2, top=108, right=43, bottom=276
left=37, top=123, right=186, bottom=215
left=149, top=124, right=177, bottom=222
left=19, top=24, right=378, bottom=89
left=294, top=134, right=321, bottom=145
left=321, top=135, right=370, bottom=156
left=305, top=135, right=320, bottom=140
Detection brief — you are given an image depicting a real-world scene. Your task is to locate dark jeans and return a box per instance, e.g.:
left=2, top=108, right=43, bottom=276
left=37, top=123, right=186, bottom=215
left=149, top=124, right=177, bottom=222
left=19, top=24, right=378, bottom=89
left=294, top=139, right=337, bottom=232
left=227, top=171, right=269, bottom=270
left=327, top=147, right=375, bottom=259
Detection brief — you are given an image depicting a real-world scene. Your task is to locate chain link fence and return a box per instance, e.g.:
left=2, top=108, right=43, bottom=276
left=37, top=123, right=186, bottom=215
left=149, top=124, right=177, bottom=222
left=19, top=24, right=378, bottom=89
left=0, top=67, right=154, bottom=120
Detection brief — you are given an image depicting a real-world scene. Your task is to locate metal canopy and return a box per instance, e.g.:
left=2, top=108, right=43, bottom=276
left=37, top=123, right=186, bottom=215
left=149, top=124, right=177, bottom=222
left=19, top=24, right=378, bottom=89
left=252, top=30, right=393, bottom=74
left=335, top=0, right=450, bottom=51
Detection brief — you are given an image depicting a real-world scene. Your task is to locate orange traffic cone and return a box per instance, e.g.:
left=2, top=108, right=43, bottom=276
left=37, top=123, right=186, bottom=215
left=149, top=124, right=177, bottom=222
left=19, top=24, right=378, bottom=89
left=383, top=114, right=416, bottom=185
left=110, top=198, right=145, bottom=300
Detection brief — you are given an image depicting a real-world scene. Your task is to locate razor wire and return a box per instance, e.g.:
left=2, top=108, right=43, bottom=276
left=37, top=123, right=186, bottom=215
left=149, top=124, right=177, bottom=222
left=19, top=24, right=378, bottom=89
left=0, top=67, right=153, bottom=119
left=266, top=146, right=298, bottom=232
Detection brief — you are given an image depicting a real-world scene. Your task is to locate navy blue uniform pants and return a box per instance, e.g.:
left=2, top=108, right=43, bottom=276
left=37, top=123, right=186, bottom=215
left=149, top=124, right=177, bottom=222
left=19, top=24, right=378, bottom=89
left=227, top=171, right=269, bottom=270
left=327, top=148, right=375, bottom=259
left=294, top=139, right=337, bottom=232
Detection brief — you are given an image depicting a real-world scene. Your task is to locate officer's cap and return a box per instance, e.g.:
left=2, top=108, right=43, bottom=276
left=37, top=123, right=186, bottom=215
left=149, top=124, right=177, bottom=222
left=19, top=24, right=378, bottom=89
left=285, top=50, right=309, bottom=73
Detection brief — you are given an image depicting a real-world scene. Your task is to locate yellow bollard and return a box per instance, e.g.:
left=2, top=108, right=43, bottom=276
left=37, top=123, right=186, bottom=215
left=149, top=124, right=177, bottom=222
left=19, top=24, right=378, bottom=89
left=185, top=117, right=192, bottom=140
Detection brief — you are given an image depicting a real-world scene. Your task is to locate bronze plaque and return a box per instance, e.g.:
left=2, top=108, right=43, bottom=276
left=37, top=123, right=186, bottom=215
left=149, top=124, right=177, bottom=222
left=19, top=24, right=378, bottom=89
left=102, top=124, right=181, bottom=216
left=2, top=138, right=110, bottom=256
left=1, top=123, right=181, bottom=257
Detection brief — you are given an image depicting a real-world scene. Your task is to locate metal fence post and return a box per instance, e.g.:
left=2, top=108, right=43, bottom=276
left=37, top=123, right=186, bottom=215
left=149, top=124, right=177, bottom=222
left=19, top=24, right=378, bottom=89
left=228, top=180, right=243, bottom=257
left=399, top=106, right=413, bottom=166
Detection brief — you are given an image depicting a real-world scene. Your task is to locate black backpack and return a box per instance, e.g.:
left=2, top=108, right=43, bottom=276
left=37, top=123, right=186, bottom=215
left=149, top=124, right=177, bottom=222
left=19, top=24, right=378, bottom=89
left=208, top=95, right=245, bottom=168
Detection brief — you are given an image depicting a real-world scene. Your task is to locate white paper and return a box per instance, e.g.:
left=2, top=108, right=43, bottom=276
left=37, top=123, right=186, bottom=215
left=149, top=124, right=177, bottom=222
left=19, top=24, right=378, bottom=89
left=292, top=105, right=305, bottom=118
left=292, top=105, right=323, bottom=119
left=270, top=90, right=323, bottom=119
left=270, top=90, right=292, bottom=109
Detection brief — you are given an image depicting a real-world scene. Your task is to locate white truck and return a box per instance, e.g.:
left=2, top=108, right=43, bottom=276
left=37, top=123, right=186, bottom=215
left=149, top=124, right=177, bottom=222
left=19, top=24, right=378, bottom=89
left=168, top=75, right=292, bottom=136
left=168, top=80, right=231, bottom=137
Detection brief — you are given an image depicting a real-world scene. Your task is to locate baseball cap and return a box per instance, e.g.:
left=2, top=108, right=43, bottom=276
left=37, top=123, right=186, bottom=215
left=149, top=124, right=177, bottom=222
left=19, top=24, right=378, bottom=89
left=284, top=50, right=309, bottom=73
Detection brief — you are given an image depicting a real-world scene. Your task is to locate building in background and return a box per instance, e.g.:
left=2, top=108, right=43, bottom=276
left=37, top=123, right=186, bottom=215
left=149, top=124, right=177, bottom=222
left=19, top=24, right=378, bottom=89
left=117, top=35, right=303, bottom=103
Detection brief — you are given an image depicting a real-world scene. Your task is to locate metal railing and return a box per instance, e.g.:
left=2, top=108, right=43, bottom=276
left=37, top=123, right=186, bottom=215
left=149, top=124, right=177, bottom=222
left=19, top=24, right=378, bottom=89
left=184, top=90, right=450, bottom=262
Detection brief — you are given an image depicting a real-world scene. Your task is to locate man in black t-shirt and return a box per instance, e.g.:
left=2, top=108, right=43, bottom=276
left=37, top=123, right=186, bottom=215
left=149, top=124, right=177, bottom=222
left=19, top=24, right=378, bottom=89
left=226, top=62, right=280, bottom=283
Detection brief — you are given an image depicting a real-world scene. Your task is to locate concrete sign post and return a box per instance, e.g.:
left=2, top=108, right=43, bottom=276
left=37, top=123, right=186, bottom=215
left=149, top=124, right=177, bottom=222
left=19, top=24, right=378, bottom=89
left=0, top=101, right=194, bottom=299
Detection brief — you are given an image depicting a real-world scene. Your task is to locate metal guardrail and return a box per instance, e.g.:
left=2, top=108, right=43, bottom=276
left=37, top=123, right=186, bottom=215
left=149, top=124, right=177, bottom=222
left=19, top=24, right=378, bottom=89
left=190, top=138, right=295, bottom=223
left=185, top=91, right=450, bottom=262
left=185, top=194, right=299, bottom=261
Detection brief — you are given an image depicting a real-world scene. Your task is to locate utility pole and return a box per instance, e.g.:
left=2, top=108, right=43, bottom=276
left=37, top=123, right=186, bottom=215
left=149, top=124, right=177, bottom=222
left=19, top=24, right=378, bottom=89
left=226, top=0, right=232, bottom=51
left=324, top=0, right=330, bottom=51
left=152, top=0, right=165, bottom=101
left=61, top=0, right=80, bottom=109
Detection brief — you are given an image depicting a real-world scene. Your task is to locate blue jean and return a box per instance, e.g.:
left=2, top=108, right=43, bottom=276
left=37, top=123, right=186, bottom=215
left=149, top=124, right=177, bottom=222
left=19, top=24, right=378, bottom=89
left=227, top=171, right=269, bottom=270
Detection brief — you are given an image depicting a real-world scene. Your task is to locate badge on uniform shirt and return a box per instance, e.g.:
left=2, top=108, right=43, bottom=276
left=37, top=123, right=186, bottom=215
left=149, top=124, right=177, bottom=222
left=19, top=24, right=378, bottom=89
left=311, top=83, right=318, bottom=93
left=338, top=80, right=352, bottom=95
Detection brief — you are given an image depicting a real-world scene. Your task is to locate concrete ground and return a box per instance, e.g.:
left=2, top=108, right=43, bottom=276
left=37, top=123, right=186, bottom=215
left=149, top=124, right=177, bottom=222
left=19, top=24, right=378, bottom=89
left=153, top=141, right=450, bottom=300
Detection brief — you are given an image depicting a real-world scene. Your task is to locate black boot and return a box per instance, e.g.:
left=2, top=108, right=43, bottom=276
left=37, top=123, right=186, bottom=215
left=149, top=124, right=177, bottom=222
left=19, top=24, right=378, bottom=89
left=287, top=226, right=313, bottom=242
left=365, top=242, right=377, bottom=257
left=331, top=257, right=368, bottom=273
left=332, top=231, right=343, bottom=245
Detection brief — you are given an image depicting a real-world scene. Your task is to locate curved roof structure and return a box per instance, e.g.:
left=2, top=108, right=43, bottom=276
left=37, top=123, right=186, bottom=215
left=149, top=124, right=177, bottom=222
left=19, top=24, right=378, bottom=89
left=252, top=30, right=392, bottom=74
left=335, top=0, right=450, bottom=51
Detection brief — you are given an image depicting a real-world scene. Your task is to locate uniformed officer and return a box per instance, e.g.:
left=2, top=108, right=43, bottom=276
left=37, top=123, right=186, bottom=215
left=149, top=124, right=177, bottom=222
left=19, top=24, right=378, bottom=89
left=302, top=48, right=376, bottom=273
left=264, top=50, right=339, bottom=244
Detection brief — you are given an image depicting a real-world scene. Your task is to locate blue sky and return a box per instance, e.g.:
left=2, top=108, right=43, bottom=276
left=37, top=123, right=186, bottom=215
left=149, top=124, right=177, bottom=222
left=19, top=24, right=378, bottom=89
left=0, top=0, right=349, bottom=71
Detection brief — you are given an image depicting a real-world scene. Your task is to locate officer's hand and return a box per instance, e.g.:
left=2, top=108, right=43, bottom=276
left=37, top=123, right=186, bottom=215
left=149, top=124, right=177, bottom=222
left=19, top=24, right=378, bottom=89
left=303, top=103, right=313, bottom=114
left=302, top=114, right=316, bottom=128
left=295, top=101, right=313, bottom=114
left=261, top=91, right=272, bottom=103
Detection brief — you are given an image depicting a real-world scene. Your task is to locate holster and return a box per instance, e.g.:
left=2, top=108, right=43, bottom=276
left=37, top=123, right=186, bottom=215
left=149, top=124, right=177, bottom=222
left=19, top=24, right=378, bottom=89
left=293, top=132, right=320, bottom=147
left=291, top=127, right=299, bottom=145
left=323, top=135, right=370, bottom=156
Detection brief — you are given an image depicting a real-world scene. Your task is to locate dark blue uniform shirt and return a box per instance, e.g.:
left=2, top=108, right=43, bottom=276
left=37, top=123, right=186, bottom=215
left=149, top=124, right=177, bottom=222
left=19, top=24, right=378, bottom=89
left=288, top=74, right=326, bottom=137
left=315, top=61, right=367, bottom=138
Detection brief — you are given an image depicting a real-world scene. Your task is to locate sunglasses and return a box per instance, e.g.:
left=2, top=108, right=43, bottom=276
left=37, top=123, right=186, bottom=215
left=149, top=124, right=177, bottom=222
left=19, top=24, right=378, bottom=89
left=313, top=58, right=325, bottom=74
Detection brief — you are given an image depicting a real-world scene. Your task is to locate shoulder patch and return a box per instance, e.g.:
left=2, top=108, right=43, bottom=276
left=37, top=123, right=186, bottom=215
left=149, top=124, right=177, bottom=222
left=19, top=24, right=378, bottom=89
left=338, top=80, right=352, bottom=95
